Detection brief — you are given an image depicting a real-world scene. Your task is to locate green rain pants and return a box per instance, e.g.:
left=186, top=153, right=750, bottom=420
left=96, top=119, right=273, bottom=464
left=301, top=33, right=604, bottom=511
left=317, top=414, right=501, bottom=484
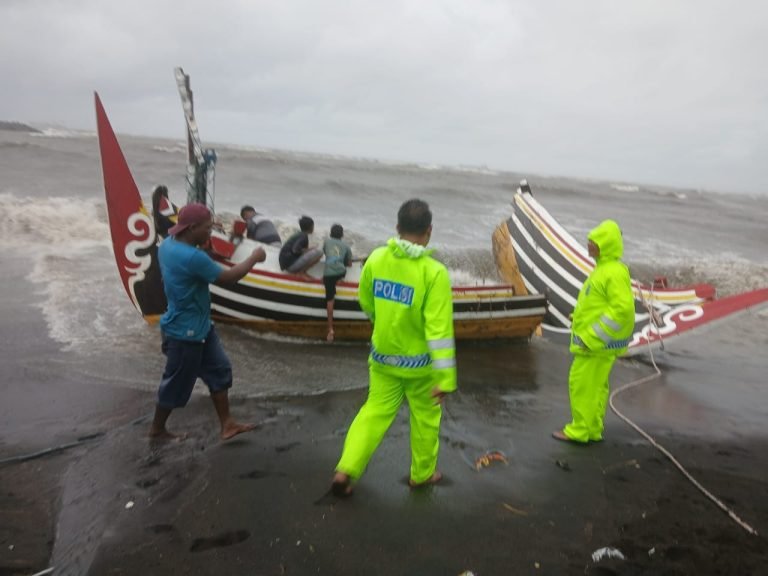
left=336, top=367, right=442, bottom=484
left=563, top=354, right=616, bottom=443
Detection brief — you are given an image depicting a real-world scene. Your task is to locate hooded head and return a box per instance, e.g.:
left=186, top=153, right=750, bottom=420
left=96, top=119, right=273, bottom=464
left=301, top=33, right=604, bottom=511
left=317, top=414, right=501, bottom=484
left=587, top=219, right=623, bottom=262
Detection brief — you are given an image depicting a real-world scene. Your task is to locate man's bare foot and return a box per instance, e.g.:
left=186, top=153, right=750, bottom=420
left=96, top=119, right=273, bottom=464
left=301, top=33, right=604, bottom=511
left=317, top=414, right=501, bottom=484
left=326, top=329, right=335, bottom=343
left=148, top=428, right=186, bottom=442
left=409, top=470, right=443, bottom=488
left=331, top=471, right=353, bottom=497
left=220, top=422, right=257, bottom=441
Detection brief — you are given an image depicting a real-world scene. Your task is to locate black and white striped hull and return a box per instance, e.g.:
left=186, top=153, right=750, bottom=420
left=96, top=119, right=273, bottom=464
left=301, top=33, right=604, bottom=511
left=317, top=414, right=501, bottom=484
left=498, top=190, right=730, bottom=352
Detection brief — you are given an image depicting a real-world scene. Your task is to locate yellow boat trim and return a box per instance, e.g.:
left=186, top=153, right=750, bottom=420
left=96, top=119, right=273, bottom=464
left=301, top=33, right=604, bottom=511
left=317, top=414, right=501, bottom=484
left=240, top=271, right=520, bottom=302
left=516, top=196, right=592, bottom=276
left=240, top=273, right=326, bottom=296
left=632, top=288, right=701, bottom=304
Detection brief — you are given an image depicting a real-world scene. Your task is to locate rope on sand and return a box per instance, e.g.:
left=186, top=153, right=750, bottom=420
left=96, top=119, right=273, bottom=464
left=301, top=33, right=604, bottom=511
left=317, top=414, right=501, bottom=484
left=609, top=316, right=759, bottom=536
left=0, top=434, right=105, bottom=466
left=0, top=414, right=150, bottom=467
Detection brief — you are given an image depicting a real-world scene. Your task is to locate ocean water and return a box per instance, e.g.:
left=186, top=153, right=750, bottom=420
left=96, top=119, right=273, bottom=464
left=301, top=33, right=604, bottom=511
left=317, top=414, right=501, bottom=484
left=1, top=125, right=767, bottom=414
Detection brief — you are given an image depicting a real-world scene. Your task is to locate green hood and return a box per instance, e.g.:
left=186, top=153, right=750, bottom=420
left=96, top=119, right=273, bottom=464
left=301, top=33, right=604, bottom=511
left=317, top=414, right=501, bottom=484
left=588, top=220, right=623, bottom=262
left=388, top=237, right=434, bottom=259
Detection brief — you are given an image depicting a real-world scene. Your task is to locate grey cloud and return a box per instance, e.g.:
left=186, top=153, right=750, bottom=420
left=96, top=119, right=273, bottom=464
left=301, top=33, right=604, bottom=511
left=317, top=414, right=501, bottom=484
left=1, top=0, right=766, bottom=193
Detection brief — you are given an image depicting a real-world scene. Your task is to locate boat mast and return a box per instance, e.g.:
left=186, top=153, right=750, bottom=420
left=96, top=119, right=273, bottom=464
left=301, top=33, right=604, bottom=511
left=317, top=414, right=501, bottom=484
left=184, top=73, right=195, bottom=172
left=174, top=67, right=217, bottom=210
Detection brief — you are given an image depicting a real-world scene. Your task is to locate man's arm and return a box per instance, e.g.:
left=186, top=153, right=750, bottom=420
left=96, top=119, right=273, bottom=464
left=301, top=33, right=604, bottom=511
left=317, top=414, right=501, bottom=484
left=358, top=258, right=374, bottom=321
left=295, top=234, right=310, bottom=254
left=602, top=269, right=635, bottom=334
left=581, top=267, right=635, bottom=351
left=245, top=219, right=257, bottom=240
left=423, top=267, right=457, bottom=397
left=218, top=248, right=267, bottom=284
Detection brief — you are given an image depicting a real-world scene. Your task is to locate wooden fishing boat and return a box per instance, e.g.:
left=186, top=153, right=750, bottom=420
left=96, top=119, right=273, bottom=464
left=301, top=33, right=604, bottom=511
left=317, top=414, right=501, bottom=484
left=94, top=73, right=547, bottom=342
left=494, top=181, right=768, bottom=352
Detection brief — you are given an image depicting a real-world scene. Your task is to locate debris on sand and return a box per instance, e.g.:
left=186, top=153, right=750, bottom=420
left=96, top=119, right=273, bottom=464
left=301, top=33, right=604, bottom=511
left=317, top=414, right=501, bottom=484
left=591, top=547, right=625, bottom=562
left=475, top=450, right=508, bottom=470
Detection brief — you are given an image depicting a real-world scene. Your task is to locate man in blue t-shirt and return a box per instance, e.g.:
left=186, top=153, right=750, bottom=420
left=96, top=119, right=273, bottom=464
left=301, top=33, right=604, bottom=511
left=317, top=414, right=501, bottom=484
left=150, top=203, right=267, bottom=441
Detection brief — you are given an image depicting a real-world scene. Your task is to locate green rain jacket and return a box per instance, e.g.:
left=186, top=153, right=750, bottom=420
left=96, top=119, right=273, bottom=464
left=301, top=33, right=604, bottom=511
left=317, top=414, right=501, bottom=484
left=358, top=237, right=457, bottom=393
left=570, top=220, right=635, bottom=357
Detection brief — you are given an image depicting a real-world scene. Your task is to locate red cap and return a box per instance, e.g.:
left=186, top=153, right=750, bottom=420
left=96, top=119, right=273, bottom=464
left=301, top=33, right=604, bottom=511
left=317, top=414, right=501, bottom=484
left=168, top=203, right=211, bottom=236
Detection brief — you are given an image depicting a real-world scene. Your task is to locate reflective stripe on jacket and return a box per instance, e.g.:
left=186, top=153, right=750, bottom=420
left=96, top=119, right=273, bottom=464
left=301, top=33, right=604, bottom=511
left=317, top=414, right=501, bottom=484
left=570, top=220, right=635, bottom=357
left=359, top=237, right=457, bottom=392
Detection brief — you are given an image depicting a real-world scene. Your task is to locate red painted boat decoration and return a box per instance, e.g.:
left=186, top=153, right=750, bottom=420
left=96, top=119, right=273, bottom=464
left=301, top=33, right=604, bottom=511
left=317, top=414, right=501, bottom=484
left=95, top=93, right=167, bottom=319
left=494, top=182, right=768, bottom=352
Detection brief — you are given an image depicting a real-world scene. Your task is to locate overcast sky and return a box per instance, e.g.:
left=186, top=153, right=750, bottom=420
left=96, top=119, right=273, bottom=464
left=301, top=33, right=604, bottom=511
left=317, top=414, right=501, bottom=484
left=2, top=0, right=766, bottom=194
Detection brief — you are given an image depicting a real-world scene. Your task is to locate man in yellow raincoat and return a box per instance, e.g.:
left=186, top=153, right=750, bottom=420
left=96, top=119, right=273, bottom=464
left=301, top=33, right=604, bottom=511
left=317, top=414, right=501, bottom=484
left=332, top=199, right=457, bottom=496
left=553, top=219, right=635, bottom=444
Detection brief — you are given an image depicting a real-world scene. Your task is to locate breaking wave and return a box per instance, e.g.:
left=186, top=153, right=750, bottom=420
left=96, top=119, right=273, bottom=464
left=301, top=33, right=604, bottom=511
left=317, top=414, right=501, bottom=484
left=629, top=254, right=768, bottom=298
left=0, top=192, right=109, bottom=250
left=152, top=143, right=187, bottom=154
left=0, top=192, right=148, bottom=352
left=610, top=183, right=640, bottom=193
left=31, top=127, right=95, bottom=139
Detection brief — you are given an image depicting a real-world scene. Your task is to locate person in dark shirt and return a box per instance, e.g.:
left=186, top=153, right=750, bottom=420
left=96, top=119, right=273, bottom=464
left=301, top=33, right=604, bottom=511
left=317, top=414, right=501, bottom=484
left=278, top=215, right=322, bottom=277
left=240, top=205, right=282, bottom=246
left=151, top=185, right=178, bottom=239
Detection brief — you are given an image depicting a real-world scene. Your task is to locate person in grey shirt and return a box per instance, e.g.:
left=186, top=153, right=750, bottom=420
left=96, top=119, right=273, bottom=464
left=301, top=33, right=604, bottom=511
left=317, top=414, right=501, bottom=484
left=323, top=224, right=352, bottom=342
left=240, top=205, right=282, bottom=246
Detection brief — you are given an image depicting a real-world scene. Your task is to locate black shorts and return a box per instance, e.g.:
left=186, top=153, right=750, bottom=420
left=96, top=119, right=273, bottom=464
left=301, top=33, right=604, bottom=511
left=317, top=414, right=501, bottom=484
left=323, top=273, right=345, bottom=301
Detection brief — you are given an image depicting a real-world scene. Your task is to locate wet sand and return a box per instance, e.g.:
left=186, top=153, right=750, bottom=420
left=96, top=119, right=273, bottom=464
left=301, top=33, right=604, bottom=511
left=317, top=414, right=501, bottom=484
left=2, top=343, right=768, bottom=575
left=2, top=257, right=768, bottom=575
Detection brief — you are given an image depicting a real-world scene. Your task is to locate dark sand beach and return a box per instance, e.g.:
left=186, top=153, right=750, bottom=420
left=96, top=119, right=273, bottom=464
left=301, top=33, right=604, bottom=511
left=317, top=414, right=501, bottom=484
left=2, top=328, right=767, bottom=575
left=2, top=251, right=768, bottom=576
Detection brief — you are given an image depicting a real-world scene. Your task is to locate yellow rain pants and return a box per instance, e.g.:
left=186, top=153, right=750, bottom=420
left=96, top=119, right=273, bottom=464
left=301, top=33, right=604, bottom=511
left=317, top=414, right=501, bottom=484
left=336, top=366, right=442, bottom=484
left=563, top=354, right=616, bottom=442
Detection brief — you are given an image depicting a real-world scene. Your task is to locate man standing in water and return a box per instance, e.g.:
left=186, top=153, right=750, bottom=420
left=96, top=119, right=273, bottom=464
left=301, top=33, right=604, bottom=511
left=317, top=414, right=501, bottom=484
left=332, top=199, right=457, bottom=496
left=149, top=203, right=267, bottom=441
left=553, top=219, right=635, bottom=444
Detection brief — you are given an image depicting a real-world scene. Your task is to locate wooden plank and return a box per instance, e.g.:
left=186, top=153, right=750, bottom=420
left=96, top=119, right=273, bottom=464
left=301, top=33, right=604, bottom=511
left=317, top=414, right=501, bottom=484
left=210, top=314, right=544, bottom=341
left=492, top=222, right=528, bottom=295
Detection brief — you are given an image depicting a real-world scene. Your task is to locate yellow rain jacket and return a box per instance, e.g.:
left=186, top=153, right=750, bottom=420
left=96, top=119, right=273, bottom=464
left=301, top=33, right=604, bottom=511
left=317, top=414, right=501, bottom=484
left=570, top=220, right=635, bottom=356
left=563, top=220, right=635, bottom=443
left=359, top=237, right=457, bottom=392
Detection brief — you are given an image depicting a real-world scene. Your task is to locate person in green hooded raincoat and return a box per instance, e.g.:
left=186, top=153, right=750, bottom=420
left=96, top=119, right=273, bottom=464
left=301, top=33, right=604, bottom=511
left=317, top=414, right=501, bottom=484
left=553, top=219, right=635, bottom=444
left=331, top=199, right=457, bottom=496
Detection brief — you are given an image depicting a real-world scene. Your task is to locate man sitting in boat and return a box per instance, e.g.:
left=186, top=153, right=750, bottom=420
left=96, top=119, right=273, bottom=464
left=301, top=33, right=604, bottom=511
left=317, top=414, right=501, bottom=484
left=240, top=205, right=282, bottom=247
left=279, top=215, right=323, bottom=277
left=151, top=185, right=178, bottom=239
